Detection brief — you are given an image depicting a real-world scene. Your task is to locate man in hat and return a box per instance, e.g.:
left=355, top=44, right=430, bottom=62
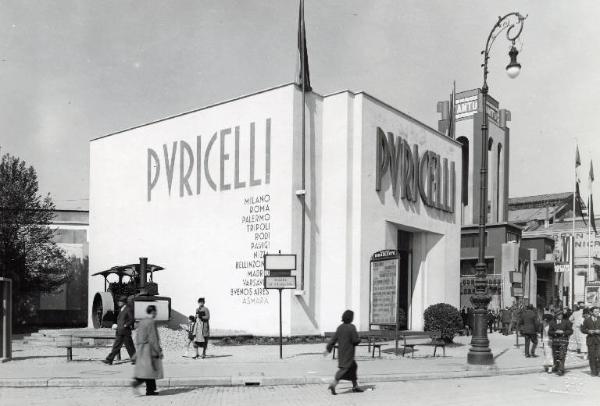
left=548, top=308, right=573, bottom=376
left=103, top=296, right=136, bottom=365
left=518, top=304, right=540, bottom=358
left=581, top=306, right=600, bottom=376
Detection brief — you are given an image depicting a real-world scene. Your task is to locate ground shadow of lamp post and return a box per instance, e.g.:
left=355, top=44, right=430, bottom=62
left=467, top=12, right=527, bottom=366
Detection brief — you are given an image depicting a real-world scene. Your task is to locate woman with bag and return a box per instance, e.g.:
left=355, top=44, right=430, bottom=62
left=193, top=297, right=210, bottom=359
left=131, top=305, right=163, bottom=396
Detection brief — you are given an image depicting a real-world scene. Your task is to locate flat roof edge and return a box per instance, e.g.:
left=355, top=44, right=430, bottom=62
left=91, top=84, right=458, bottom=148
left=91, top=82, right=303, bottom=142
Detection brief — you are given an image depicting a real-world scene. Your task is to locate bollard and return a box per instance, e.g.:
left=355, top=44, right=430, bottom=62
left=0, top=278, right=13, bottom=362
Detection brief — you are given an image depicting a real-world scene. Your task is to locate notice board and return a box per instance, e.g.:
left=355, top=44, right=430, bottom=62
left=369, top=250, right=400, bottom=326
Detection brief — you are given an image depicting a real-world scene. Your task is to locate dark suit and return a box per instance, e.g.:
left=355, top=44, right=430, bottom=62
left=106, top=303, right=136, bottom=363
left=581, top=316, right=600, bottom=376
left=518, top=309, right=540, bottom=356
left=548, top=318, right=573, bottom=374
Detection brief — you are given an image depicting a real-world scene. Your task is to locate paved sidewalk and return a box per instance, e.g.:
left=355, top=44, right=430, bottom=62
left=0, top=332, right=589, bottom=388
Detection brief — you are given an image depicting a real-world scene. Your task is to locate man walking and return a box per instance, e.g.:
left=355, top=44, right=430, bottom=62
left=518, top=304, right=540, bottom=357
left=103, top=296, right=136, bottom=365
left=581, top=306, right=600, bottom=377
left=548, top=309, right=573, bottom=376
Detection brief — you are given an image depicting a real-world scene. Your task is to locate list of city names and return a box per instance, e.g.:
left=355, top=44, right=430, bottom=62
left=231, top=193, right=271, bottom=304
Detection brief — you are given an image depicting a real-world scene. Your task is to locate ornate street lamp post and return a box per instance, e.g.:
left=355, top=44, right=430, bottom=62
left=468, top=12, right=527, bottom=366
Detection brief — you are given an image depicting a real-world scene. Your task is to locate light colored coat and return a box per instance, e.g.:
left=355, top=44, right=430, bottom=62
left=133, top=318, right=164, bottom=380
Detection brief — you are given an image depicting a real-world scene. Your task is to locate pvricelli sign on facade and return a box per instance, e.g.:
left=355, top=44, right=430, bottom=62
left=89, top=83, right=462, bottom=335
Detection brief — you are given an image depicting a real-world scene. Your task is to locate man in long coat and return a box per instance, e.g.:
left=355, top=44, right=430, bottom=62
left=324, top=310, right=362, bottom=395
left=548, top=309, right=573, bottom=376
left=518, top=304, right=540, bottom=358
left=581, top=306, right=600, bottom=376
left=132, top=305, right=163, bottom=396
left=103, top=296, right=136, bottom=365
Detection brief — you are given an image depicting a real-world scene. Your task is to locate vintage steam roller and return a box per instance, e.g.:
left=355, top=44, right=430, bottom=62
left=91, top=257, right=171, bottom=328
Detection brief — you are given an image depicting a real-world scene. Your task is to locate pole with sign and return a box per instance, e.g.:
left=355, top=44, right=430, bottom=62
left=263, top=253, right=296, bottom=359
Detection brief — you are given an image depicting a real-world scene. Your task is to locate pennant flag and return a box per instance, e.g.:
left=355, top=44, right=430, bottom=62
left=447, top=82, right=456, bottom=139
left=576, top=146, right=581, bottom=168
left=575, top=182, right=587, bottom=226
left=591, top=195, right=598, bottom=235
left=590, top=161, right=595, bottom=186
left=297, top=0, right=312, bottom=92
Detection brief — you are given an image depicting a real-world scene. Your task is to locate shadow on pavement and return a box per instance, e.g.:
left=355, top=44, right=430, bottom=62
left=287, top=352, right=324, bottom=358
left=157, top=387, right=197, bottom=396
left=335, top=384, right=376, bottom=395
left=9, top=355, right=66, bottom=361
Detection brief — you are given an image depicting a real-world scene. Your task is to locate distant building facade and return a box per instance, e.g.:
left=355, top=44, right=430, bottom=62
left=30, top=209, right=89, bottom=327
left=509, top=192, right=600, bottom=308
left=438, top=88, right=539, bottom=310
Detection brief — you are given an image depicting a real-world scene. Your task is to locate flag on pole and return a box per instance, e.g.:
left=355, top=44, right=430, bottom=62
left=297, top=0, right=312, bottom=92
left=576, top=182, right=587, bottom=226
left=574, top=146, right=587, bottom=225
left=447, top=81, right=456, bottom=139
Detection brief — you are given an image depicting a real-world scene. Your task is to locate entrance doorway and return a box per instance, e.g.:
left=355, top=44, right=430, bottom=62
left=397, top=230, right=412, bottom=330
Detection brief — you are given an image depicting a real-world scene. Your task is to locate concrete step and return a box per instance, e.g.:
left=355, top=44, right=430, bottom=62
left=22, top=340, right=55, bottom=346
left=25, top=336, right=56, bottom=342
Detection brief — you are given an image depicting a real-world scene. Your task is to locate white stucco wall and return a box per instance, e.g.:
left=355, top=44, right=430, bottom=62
left=90, top=84, right=298, bottom=335
left=315, top=92, right=462, bottom=332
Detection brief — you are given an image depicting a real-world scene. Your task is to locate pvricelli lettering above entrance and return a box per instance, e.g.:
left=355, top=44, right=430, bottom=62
left=375, top=127, right=456, bottom=213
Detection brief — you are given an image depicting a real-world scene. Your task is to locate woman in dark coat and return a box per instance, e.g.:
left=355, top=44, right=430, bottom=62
left=131, top=305, right=163, bottom=396
left=324, top=310, right=362, bottom=395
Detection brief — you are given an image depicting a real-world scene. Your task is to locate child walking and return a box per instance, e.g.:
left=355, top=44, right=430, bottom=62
left=183, top=315, right=196, bottom=357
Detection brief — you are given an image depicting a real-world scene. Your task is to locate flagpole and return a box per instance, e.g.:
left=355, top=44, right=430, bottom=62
left=589, top=194, right=592, bottom=282
left=300, top=0, right=307, bottom=291
left=571, top=146, right=577, bottom=309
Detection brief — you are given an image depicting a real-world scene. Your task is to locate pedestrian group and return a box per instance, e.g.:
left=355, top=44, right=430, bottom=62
left=102, top=295, right=211, bottom=396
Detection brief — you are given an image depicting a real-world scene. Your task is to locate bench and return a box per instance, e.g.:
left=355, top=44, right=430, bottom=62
left=401, top=331, right=445, bottom=357
left=331, top=342, right=386, bottom=359
left=56, top=330, right=122, bottom=362
left=325, top=330, right=385, bottom=359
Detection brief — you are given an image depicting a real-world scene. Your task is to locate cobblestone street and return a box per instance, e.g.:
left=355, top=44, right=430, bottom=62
left=1, top=369, right=598, bottom=406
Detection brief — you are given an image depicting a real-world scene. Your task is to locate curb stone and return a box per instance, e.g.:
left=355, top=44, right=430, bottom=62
left=0, top=361, right=589, bottom=388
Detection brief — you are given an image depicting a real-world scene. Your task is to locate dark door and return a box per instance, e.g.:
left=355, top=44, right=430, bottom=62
left=397, top=230, right=412, bottom=330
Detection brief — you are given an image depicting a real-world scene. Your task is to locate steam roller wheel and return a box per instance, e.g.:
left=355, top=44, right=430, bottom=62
left=92, top=292, right=115, bottom=328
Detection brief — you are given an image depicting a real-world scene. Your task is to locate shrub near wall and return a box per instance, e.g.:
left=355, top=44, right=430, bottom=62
left=423, top=303, right=463, bottom=343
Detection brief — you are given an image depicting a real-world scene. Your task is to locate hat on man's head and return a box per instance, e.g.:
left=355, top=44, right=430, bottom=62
left=554, top=308, right=563, bottom=316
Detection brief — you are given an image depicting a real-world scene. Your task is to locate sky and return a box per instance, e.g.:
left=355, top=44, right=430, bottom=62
left=1, top=0, right=599, bottom=210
